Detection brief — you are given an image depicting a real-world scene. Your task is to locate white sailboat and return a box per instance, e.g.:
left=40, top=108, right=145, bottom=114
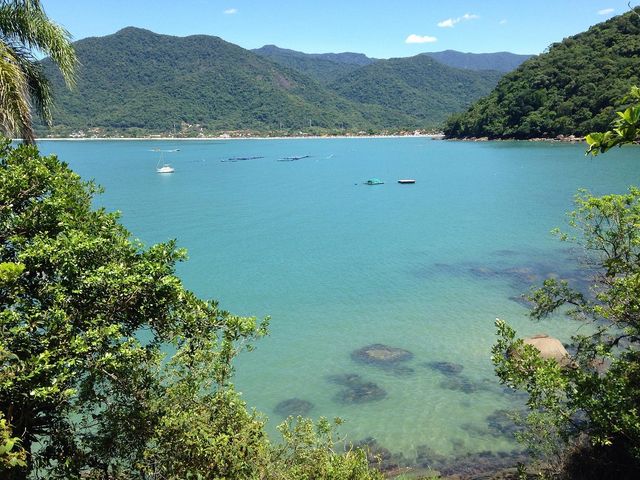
left=154, top=149, right=175, bottom=173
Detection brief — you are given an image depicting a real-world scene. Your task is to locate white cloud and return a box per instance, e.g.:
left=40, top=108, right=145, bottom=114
left=437, top=18, right=456, bottom=28
left=597, top=8, right=614, bottom=15
left=224, top=8, right=238, bottom=14
left=437, top=13, right=479, bottom=28
left=499, top=19, right=508, bottom=25
left=405, top=34, right=438, bottom=44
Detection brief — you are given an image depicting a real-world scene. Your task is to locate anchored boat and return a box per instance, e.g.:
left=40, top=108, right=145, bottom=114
left=365, top=178, right=384, bottom=185
left=154, top=148, right=176, bottom=173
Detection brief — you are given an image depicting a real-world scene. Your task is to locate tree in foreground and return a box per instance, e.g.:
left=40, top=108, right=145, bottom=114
left=0, top=0, right=76, bottom=142
left=492, top=88, right=640, bottom=478
left=0, top=140, right=382, bottom=479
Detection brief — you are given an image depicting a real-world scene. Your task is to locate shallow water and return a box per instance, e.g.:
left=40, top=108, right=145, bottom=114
left=38, top=137, right=640, bottom=469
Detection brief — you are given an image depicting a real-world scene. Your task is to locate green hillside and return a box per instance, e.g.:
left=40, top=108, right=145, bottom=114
left=422, top=50, right=532, bottom=72
left=40, top=28, right=416, bottom=136
left=38, top=27, right=512, bottom=137
left=252, top=45, right=374, bottom=84
left=329, top=55, right=503, bottom=125
left=444, top=9, right=640, bottom=139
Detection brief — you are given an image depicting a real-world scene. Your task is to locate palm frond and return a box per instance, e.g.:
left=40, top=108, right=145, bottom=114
left=0, top=0, right=77, bottom=87
left=0, top=40, right=33, bottom=142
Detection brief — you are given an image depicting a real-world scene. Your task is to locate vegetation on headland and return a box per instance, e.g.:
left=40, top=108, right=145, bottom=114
left=37, top=27, right=503, bottom=138
left=444, top=9, right=640, bottom=140
left=492, top=89, right=640, bottom=479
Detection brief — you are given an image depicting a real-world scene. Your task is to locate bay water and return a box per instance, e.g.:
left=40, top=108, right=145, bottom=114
left=38, top=138, right=640, bottom=468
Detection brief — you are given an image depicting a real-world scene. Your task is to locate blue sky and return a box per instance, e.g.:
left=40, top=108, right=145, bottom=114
left=44, top=1, right=637, bottom=57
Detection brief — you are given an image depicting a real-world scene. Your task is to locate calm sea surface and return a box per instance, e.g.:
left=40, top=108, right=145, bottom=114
left=38, top=138, right=640, bottom=467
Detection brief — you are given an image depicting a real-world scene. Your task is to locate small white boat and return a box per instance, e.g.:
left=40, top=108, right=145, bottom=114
left=157, top=164, right=175, bottom=173
left=154, top=148, right=176, bottom=173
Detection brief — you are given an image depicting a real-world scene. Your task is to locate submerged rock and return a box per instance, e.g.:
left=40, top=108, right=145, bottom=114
left=439, top=375, right=492, bottom=394
left=486, top=409, right=523, bottom=438
left=353, top=437, right=404, bottom=473
left=351, top=344, right=413, bottom=368
left=437, top=449, right=528, bottom=478
left=424, top=361, right=464, bottom=375
left=274, top=398, right=313, bottom=417
left=335, top=380, right=387, bottom=404
left=415, top=444, right=448, bottom=467
left=328, top=372, right=388, bottom=404
left=508, top=294, right=531, bottom=308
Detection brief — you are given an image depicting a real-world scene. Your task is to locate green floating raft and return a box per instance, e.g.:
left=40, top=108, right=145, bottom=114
left=364, top=178, right=384, bottom=185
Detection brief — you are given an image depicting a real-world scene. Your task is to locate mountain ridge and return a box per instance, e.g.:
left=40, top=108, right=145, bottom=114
left=40, top=27, right=510, bottom=136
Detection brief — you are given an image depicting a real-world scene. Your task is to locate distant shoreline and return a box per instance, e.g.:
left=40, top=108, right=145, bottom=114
left=34, top=134, right=445, bottom=142
left=32, top=134, right=592, bottom=144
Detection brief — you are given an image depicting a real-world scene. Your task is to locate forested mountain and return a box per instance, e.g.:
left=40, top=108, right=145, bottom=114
left=252, top=45, right=374, bottom=84
left=253, top=45, right=528, bottom=83
left=41, top=27, right=421, bottom=136
left=329, top=55, right=504, bottom=125
left=39, top=27, right=509, bottom=136
left=444, top=9, right=640, bottom=139
left=422, top=50, right=533, bottom=72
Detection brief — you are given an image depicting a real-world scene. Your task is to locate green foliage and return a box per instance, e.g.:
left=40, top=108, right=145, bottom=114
left=0, top=139, right=383, bottom=479
left=586, top=86, right=640, bottom=154
left=267, top=417, right=383, bottom=480
left=492, top=186, right=640, bottom=475
left=445, top=9, right=640, bottom=139
left=0, top=412, right=25, bottom=470
left=329, top=55, right=503, bottom=127
left=252, top=45, right=373, bottom=85
left=0, top=0, right=77, bottom=142
left=38, top=27, right=422, bottom=136
left=0, top=138, right=269, bottom=478
left=422, top=50, right=532, bottom=73
left=37, top=27, right=505, bottom=136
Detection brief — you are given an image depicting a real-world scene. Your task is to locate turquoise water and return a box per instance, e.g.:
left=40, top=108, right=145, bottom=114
left=38, top=138, right=640, bottom=467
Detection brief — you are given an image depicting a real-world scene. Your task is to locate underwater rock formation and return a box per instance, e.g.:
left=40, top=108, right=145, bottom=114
left=327, top=373, right=388, bottom=404
left=351, top=344, right=414, bottom=375
left=439, top=375, right=494, bottom=394
left=353, top=437, right=405, bottom=473
left=486, top=409, right=523, bottom=438
left=424, top=361, right=464, bottom=375
left=274, top=398, right=313, bottom=417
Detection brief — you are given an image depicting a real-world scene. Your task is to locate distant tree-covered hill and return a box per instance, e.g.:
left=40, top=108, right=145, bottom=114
left=422, top=50, right=532, bottom=72
left=40, top=27, right=420, bottom=136
left=444, top=9, right=640, bottom=139
left=38, top=27, right=510, bottom=136
left=252, top=45, right=527, bottom=84
left=252, top=45, right=375, bottom=84
left=329, top=55, right=504, bottom=125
